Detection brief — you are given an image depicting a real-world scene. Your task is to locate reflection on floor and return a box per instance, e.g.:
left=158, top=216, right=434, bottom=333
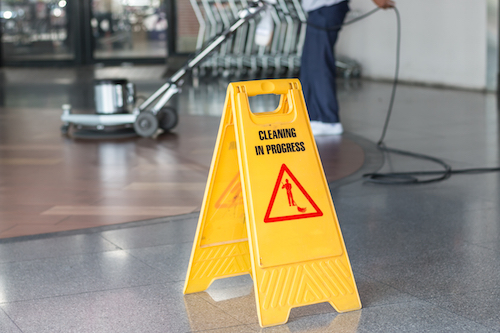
left=0, top=69, right=366, bottom=239
left=0, top=66, right=500, bottom=332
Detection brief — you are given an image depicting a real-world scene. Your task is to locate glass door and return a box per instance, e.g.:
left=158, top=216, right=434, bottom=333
left=0, top=0, right=169, bottom=65
left=90, top=0, right=167, bottom=61
left=1, top=0, right=74, bottom=63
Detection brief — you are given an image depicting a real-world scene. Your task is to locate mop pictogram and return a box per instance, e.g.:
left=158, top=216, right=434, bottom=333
left=281, top=179, right=307, bottom=213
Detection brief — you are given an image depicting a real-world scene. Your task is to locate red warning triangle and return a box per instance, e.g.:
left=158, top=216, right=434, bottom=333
left=264, top=164, right=323, bottom=223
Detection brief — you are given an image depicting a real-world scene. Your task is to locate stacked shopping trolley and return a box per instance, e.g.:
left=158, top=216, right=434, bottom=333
left=189, top=0, right=307, bottom=76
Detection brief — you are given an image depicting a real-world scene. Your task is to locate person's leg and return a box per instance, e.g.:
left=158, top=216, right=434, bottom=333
left=300, top=1, right=349, bottom=124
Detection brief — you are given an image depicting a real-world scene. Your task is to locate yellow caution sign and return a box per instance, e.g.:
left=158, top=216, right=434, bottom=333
left=184, top=79, right=361, bottom=327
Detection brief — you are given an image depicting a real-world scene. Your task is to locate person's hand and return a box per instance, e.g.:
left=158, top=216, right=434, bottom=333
left=372, top=0, right=395, bottom=9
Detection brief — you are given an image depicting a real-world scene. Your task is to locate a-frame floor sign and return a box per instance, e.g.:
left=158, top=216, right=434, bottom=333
left=183, top=79, right=361, bottom=327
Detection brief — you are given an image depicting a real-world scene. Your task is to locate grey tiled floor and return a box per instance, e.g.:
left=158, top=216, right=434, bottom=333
left=1, top=71, right=500, bottom=332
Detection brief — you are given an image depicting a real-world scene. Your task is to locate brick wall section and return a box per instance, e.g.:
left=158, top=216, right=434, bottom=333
left=177, top=0, right=200, bottom=37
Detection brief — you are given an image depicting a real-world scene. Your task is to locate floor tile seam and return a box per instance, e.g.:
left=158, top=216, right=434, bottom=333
left=0, top=225, right=17, bottom=236
left=417, top=298, right=500, bottom=332
left=102, top=237, right=194, bottom=251
left=415, top=238, right=497, bottom=253
left=287, top=306, right=342, bottom=322
left=461, top=239, right=500, bottom=253
left=344, top=296, right=496, bottom=331
left=360, top=298, right=424, bottom=311
left=404, top=287, right=500, bottom=314
left=0, top=213, right=200, bottom=244
left=151, top=140, right=212, bottom=174
left=404, top=180, right=500, bottom=194
left=0, top=247, right=128, bottom=265
left=98, top=234, right=125, bottom=251
left=428, top=199, right=500, bottom=212
left=190, top=293, right=251, bottom=328
left=169, top=278, right=190, bottom=284
left=153, top=146, right=211, bottom=176
left=356, top=271, right=448, bottom=301
left=353, top=272, right=424, bottom=308
left=335, top=199, right=498, bottom=220
left=330, top=181, right=461, bottom=198
left=351, top=243, right=500, bottom=271
left=122, top=248, right=175, bottom=275
left=467, top=195, right=500, bottom=206
left=185, top=323, right=259, bottom=333
left=0, top=305, right=23, bottom=332
left=438, top=240, right=500, bottom=260
left=328, top=191, right=386, bottom=201
left=0, top=242, right=152, bottom=264
left=191, top=293, right=256, bottom=327
left=469, top=241, right=500, bottom=252
left=53, top=216, right=72, bottom=226
left=0, top=281, right=182, bottom=306
left=417, top=286, right=500, bottom=302
left=377, top=152, right=500, bottom=176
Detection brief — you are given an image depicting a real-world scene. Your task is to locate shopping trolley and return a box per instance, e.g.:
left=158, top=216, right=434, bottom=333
left=190, top=0, right=307, bottom=76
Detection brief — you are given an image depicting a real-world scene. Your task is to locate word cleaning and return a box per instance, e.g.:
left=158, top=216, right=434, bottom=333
left=255, top=127, right=305, bottom=156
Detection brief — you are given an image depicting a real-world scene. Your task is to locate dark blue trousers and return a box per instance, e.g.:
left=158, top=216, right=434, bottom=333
left=299, top=1, right=350, bottom=123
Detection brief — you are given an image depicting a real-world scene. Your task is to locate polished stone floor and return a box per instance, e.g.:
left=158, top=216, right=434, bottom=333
left=0, top=66, right=366, bottom=239
left=1, top=65, right=500, bottom=332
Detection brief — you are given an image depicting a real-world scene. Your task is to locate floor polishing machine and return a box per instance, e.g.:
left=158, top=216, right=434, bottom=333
left=60, top=1, right=267, bottom=138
